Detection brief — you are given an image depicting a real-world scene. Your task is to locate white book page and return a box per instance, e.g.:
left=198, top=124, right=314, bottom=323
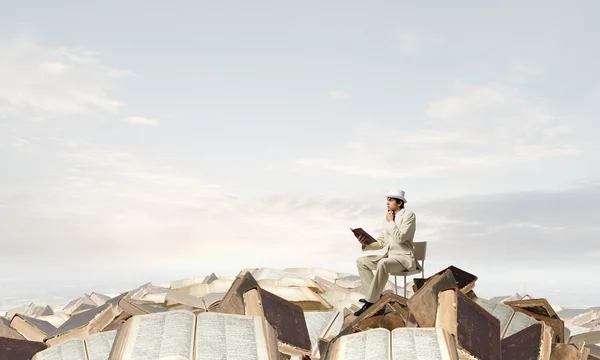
left=121, top=310, right=195, bottom=360
left=252, top=268, right=301, bottom=280
left=85, top=330, right=117, bottom=360
left=475, top=298, right=514, bottom=335
left=33, top=339, right=87, bottom=360
left=304, top=310, right=338, bottom=348
left=503, top=312, right=538, bottom=338
left=391, top=328, right=450, bottom=360
left=337, top=328, right=390, bottom=360
left=195, top=313, right=269, bottom=360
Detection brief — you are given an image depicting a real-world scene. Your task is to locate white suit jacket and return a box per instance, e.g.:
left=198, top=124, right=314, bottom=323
left=361, top=207, right=417, bottom=270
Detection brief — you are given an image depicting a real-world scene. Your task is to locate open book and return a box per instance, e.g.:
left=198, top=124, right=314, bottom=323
left=304, top=309, right=343, bottom=358
left=32, top=330, right=117, bottom=360
left=350, top=228, right=377, bottom=245
left=327, top=327, right=459, bottom=360
left=474, top=297, right=539, bottom=339
left=108, top=310, right=280, bottom=360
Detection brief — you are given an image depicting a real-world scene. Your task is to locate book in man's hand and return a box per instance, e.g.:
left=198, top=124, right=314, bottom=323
left=350, top=228, right=377, bottom=245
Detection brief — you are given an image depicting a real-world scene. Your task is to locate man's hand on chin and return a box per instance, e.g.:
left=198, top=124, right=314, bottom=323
left=386, top=210, right=394, bottom=222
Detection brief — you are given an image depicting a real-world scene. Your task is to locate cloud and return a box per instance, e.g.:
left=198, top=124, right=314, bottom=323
left=328, top=91, right=350, bottom=100
left=509, top=60, right=542, bottom=82
left=413, top=184, right=600, bottom=306
left=125, top=116, right=160, bottom=127
left=0, top=35, right=134, bottom=120
left=394, top=30, right=437, bottom=55
left=0, top=141, right=382, bottom=281
left=10, top=136, right=29, bottom=151
left=295, top=81, right=583, bottom=179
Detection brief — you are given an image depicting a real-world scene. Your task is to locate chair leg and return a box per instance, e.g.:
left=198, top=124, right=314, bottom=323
left=403, top=276, right=407, bottom=298
left=394, top=276, right=398, bottom=295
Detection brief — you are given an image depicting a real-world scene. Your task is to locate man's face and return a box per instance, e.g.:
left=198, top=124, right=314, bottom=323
left=386, top=197, right=400, bottom=211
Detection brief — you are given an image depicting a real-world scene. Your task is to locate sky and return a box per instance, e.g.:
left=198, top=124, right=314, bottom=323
left=1, top=0, right=599, bottom=311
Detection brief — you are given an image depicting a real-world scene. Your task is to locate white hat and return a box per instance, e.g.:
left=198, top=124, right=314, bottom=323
left=386, top=188, right=407, bottom=203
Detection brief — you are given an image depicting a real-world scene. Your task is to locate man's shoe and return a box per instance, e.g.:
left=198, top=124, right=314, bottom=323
left=353, top=301, right=373, bottom=317
left=358, top=294, right=383, bottom=303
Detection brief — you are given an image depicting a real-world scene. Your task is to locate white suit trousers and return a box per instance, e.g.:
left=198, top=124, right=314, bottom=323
left=356, top=254, right=408, bottom=303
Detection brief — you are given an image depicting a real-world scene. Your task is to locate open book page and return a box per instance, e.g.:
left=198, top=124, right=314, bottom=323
left=203, top=292, right=225, bottom=308
left=85, top=330, right=117, bottom=360
left=258, top=277, right=323, bottom=292
left=503, top=312, right=538, bottom=338
left=194, top=312, right=271, bottom=360
left=391, top=328, right=451, bottom=360
left=475, top=298, right=514, bottom=336
left=325, top=309, right=345, bottom=338
left=170, top=277, right=207, bottom=290
left=32, top=338, right=87, bottom=360
left=282, top=268, right=341, bottom=282
left=119, top=310, right=195, bottom=360
left=304, top=311, right=339, bottom=350
left=251, top=268, right=303, bottom=280
left=321, top=290, right=363, bottom=304
left=332, top=328, right=390, bottom=360
left=258, top=286, right=328, bottom=305
left=171, top=279, right=235, bottom=299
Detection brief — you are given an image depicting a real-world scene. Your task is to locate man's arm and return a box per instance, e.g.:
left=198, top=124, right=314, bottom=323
left=361, top=228, right=385, bottom=251
left=385, top=212, right=416, bottom=245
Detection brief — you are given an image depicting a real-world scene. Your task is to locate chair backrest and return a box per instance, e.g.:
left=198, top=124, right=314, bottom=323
left=413, top=241, right=427, bottom=261
left=413, top=241, right=427, bottom=275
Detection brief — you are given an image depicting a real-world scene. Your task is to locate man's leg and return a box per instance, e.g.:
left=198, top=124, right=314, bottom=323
left=353, top=258, right=407, bottom=316
left=356, top=255, right=378, bottom=294
left=365, top=258, right=407, bottom=303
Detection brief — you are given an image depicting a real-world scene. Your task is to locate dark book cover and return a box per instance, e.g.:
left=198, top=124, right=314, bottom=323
left=501, top=322, right=544, bottom=360
left=213, top=271, right=259, bottom=315
left=455, top=288, right=501, bottom=360
left=407, top=270, right=458, bottom=327
left=0, top=337, right=47, bottom=360
left=413, top=266, right=477, bottom=293
left=350, top=228, right=377, bottom=244
left=255, top=287, right=312, bottom=352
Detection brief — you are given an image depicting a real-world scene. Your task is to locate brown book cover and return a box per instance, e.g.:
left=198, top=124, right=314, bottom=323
left=502, top=322, right=552, bottom=360
left=349, top=227, right=377, bottom=244
left=213, top=271, right=259, bottom=315
left=407, top=269, right=458, bottom=327
left=44, top=302, right=115, bottom=345
left=10, top=314, right=57, bottom=341
left=0, top=337, right=47, bottom=360
left=505, top=299, right=559, bottom=319
left=436, top=287, right=501, bottom=360
left=243, top=287, right=312, bottom=355
left=0, top=317, right=26, bottom=340
left=412, top=265, right=477, bottom=293
left=551, top=342, right=589, bottom=360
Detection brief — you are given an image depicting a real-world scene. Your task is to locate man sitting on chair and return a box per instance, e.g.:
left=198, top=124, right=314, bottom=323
left=354, top=188, right=417, bottom=316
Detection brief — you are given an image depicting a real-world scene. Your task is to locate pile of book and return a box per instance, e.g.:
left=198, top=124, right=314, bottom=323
left=0, top=265, right=598, bottom=360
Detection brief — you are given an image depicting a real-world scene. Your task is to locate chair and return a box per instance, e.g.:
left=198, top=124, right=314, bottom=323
left=390, top=241, right=427, bottom=298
